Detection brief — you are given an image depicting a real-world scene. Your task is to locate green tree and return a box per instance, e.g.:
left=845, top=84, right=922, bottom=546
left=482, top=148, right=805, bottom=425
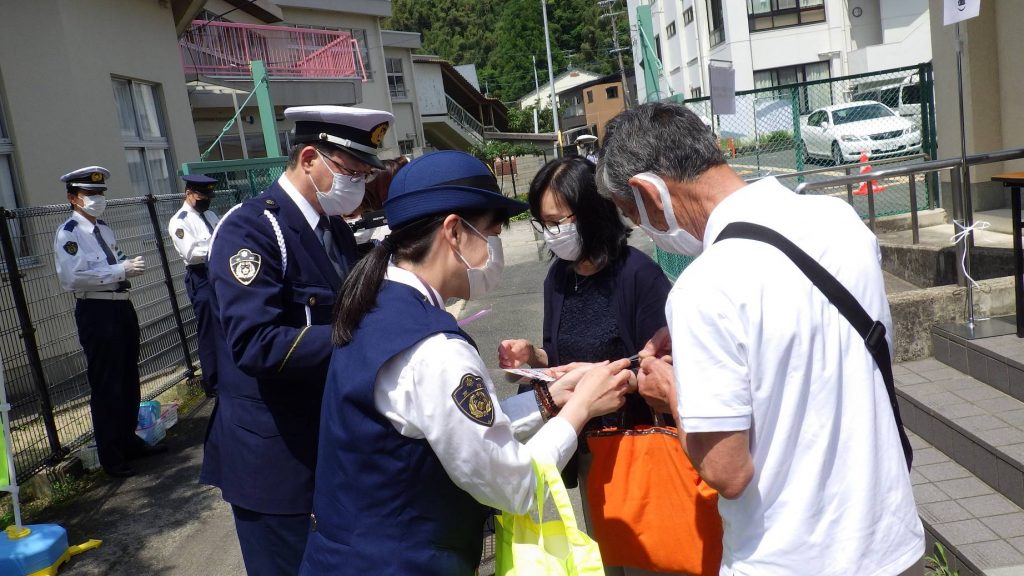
left=387, top=0, right=632, bottom=102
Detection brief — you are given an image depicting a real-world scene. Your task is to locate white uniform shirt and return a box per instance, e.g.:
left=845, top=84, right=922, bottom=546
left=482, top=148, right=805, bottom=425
left=53, top=211, right=128, bottom=292
left=278, top=174, right=321, bottom=232
left=375, top=265, right=578, bottom=514
left=167, top=202, right=219, bottom=265
left=669, top=178, right=923, bottom=575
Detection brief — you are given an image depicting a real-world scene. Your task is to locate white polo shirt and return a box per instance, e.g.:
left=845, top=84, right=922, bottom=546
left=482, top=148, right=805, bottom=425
left=668, top=178, right=923, bottom=575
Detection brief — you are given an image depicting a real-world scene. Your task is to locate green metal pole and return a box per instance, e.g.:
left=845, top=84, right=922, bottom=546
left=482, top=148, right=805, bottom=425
left=250, top=60, right=280, bottom=158
left=791, top=86, right=804, bottom=182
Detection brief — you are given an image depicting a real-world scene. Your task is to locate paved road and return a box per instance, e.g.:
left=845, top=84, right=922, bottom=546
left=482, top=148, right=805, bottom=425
left=51, top=218, right=628, bottom=575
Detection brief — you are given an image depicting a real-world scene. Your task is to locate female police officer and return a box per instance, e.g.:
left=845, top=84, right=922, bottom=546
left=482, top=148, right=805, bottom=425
left=300, top=151, right=635, bottom=575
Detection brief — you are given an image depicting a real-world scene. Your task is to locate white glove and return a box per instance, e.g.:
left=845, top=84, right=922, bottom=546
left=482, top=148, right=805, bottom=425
left=124, top=256, right=146, bottom=278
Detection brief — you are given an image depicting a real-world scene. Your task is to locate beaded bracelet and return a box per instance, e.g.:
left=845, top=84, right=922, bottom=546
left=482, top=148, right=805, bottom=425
left=532, top=380, right=559, bottom=420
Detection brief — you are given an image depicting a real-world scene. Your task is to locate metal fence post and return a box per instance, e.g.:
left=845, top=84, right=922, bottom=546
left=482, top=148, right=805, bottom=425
left=923, top=63, right=940, bottom=209
left=144, top=196, right=196, bottom=377
left=0, top=210, right=62, bottom=460
left=791, top=87, right=804, bottom=183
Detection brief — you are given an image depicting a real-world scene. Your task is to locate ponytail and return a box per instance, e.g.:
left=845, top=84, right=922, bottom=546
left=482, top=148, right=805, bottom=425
left=332, top=208, right=508, bottom=345
left=331, top=215, right=446, bottom=345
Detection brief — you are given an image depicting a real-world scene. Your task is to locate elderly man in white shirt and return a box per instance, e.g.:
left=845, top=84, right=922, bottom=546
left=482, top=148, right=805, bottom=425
left=596, top=103, right=924, bottom=576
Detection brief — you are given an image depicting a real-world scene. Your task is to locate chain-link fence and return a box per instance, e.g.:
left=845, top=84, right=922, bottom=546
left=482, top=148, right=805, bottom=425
left=1, top=157, right=285, bottom=482
left=655, top=63, right=937, bottom=280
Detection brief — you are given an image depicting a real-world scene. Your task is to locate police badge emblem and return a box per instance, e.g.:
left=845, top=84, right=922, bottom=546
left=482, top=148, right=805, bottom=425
left=230, top=248, right=261, bottom=286
left=175, top=228, right=185, bottom=239
left=63, top=241, right=78, bottom=255
left=452, top=373, right=494, bottom=427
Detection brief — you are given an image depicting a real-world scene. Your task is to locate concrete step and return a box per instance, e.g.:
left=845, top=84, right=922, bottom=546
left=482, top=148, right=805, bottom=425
left=976, top=209, right=1015, bottom=236
left=898, top=329, right=1024, bottom=574
left=909, top=430, right=1024, bottom=575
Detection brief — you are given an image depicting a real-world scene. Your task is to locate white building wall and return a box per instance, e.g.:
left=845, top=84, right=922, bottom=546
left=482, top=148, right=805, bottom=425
left=630, top=0, right=931, bottom=103
left=0, top=0, right=200, bottom=204
left=414, top=63, right=447, bottom=116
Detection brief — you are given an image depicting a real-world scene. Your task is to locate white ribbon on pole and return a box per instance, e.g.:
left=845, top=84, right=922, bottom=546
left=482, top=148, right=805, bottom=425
left=951, top=219, right=990, bottom=289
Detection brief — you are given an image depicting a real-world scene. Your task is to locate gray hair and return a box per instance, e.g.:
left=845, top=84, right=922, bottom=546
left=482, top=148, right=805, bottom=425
left=596, top=103, right=726, bottom=202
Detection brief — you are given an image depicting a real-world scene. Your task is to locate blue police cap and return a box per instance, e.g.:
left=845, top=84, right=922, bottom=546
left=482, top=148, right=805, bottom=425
left=182, top=174, right=218, bottom=194
left=384, top=151, right=527, bottom=229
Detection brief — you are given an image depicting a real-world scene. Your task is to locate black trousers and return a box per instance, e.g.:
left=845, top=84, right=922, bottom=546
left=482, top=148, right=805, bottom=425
left=186, top=266, right=218, bottom=397
left=75, top=298, right=144, bottom=469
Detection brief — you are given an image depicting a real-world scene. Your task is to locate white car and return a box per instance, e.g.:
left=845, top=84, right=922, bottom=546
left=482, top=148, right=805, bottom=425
left=799, top=101, right=922, bottom=165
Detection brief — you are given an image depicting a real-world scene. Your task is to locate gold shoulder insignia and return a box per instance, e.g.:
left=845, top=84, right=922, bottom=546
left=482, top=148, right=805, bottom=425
left=175, top=228, right=185, bottom=239
left=452, top=373, right=494, bottom=427
left=229, top=248, right=262, bottom=286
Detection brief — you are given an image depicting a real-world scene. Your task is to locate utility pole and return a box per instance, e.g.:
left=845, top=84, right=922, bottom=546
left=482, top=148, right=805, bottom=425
left=533, top=54, right=541, bottom=133
left=599, top=0, right=632, bottom=110
left=542, top=0, right=561, bottom=157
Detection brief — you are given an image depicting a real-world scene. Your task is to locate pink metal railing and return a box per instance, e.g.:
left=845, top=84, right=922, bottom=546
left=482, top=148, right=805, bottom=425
left=180, top=20, right=367, bottom=81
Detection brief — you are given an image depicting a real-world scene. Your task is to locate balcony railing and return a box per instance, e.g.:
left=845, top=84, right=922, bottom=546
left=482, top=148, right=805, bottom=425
left=445, top=95, right=484, bottom=138
left=180, top=20, right=367, bottom=81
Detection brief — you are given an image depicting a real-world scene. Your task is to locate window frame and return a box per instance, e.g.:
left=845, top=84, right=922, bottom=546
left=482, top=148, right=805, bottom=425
left=386, top=57, right=407, bottom=99
left=666, top=21, right=677, bottom=39
left=683, top=7, right=694, bottom=25
left=746, top=0, right=826, bottom=33
left=0, top=96, right=22, bottom=210
left=605, top=86, right=619, bottom=99
left=752, top=61, right=831, bottom=114
left=708, top=0, right=726, bottom=46
left=112, top=77, right=174, bottom=197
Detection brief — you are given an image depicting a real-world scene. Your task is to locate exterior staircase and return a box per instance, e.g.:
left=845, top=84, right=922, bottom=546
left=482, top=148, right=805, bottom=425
left=900, top=324, right=1024, bottom=574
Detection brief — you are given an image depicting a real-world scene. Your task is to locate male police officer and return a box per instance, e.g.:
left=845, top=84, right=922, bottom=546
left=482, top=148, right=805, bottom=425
left=168, top=174, right=220, bottom=397
left=53, top=166, right=158, bottom=478
left=201, top=106, right=393, bottom=575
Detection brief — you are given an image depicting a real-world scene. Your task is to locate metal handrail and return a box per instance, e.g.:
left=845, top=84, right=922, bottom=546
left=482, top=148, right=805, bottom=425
left=745, top=153, right=927, bottom=183
left=794, top=146, right=1024, bottom=245
left=794, top=147, right=1024, bottom=193
left=445, top=95, right=484, bottom=139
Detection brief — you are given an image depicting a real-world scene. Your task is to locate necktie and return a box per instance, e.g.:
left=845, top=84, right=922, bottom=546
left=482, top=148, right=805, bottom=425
left=94, top=226, right=130, bottom=290
left=317, top=217, right=344, bottom=279
left=201, top=213, right=214, bottom=234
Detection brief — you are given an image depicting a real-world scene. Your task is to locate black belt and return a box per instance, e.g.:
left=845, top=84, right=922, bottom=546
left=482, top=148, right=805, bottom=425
left=186, top=264, right=208, bottom=272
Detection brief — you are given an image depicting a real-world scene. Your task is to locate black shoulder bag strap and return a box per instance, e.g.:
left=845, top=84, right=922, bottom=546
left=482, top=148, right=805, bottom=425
left=715, top=221, right=913, bottom=471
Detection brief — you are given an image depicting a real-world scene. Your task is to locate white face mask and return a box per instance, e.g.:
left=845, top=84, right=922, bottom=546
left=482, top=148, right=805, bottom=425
left=455, top=219, right=505, bottom=300
left=311, top=151, right=366, bottom=216
left=630, top=172, right=704, bottom=256
left=78, top=194, right=107, bottom=218
left=543, top=222, right=581, bottom=261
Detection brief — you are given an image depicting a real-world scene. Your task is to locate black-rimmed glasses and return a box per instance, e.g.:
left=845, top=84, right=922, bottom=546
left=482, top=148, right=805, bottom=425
left=320, top=151, right=380, bottom=183
left=530, top=214, right=574, bottom=235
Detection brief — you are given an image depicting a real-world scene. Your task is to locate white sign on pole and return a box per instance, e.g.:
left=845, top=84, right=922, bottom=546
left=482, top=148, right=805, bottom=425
left=709, top=65, right=736, bottom=115
left=944, top=0, right=980, bottom=26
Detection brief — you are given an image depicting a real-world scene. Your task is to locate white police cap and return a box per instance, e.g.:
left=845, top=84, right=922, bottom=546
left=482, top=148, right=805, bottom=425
left=285, top=105, right=394, bottom=169
left=60, top=166, right=110, bottom=191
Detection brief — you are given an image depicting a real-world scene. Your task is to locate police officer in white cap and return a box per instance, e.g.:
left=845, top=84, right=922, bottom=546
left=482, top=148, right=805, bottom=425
left=168, top=174, right=220, bottom=397
left=53, top=166, right=158, bottom=478
left=202, top=105, right=393, bottom=575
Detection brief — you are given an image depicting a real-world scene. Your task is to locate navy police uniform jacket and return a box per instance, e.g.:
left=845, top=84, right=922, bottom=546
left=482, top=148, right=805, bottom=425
left=201, top=181, right=357, bottom=515
left=301, top=281, right=490, bottom=575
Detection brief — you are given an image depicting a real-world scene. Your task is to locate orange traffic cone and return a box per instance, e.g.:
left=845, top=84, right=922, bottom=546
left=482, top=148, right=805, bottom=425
left=854, top=151, right=885, bottom=196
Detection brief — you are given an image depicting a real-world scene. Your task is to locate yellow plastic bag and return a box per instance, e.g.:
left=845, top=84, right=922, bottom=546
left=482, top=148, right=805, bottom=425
left=495, top=458, right=604, bottom=576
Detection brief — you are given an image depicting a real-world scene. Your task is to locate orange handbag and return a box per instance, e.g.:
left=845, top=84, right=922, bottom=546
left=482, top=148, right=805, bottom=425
left=585, top=416, right=723, bottom=575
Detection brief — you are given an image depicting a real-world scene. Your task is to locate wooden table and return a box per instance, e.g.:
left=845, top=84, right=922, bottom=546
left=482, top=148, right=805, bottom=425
left=991, top=172, right=1024, bottom=337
